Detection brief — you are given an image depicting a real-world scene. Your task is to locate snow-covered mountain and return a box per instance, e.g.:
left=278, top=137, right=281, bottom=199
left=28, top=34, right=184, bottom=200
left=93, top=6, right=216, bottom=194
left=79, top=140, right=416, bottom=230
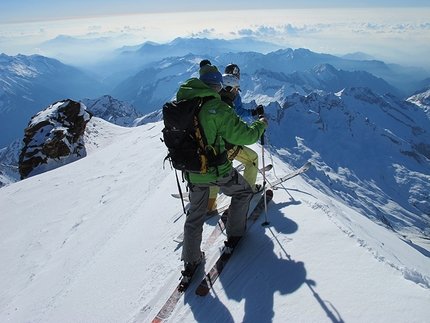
left=260, top=87, right=430, bottom=247
left=1, top=116, right=429, bottom=322
left=81, top=95, right=143, bottom=127
left=109, top=55, right=200, bottom=114
left=266, top=64, right=401, bottom=97
left=407, top=88, right=430, bottom=119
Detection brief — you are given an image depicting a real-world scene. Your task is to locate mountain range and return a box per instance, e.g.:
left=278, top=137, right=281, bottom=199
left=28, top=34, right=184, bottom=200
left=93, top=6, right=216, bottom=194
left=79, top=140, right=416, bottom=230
left=2, top=37, right=430, bottom=149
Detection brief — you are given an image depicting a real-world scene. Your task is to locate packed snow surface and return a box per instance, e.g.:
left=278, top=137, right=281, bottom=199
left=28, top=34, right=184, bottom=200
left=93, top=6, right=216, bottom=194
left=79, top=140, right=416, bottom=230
left=1, top=118, right=429, bottom=322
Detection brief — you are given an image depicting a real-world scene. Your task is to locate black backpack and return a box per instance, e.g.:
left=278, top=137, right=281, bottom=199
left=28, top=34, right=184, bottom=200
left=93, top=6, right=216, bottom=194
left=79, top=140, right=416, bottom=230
left=162, top=96, right=227, bottom=174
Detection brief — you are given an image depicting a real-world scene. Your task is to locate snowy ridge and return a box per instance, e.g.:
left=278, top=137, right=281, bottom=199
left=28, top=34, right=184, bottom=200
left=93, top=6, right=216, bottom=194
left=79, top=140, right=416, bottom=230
left=81, top=95, right=143, bottom=127
left=0, top=117, right=429, bottom=322
left=407, top=88, right=430, bottom=119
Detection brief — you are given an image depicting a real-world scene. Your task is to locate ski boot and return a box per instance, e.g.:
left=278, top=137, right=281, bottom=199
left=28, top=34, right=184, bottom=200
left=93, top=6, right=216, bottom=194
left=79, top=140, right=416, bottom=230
left=179, top=252, right=204, bottom=292
left=221, top=236, right=242, bottom=260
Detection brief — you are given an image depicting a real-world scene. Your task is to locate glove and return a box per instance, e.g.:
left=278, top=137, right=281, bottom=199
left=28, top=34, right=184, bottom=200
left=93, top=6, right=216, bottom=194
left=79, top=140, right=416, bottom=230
left=251, top=105, right=265, bottom=117
left=255, top=105, right=264, bottom=116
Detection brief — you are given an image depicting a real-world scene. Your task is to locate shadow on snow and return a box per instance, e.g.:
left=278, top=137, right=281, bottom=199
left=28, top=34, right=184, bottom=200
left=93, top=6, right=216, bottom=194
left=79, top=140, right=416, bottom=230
left=184, top=198, right=344, bottom=323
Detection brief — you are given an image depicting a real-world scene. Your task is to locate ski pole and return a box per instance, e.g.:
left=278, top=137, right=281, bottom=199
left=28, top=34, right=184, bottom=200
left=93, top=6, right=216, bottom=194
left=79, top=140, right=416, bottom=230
left=261, top=131, right=266, bottom=188
left=260, top=129, right=269, bottom=226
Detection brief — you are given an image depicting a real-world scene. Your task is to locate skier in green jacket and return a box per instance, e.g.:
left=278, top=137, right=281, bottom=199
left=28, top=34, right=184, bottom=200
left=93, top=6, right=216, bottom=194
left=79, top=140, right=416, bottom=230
left=178, top=62, right=267, bottom=288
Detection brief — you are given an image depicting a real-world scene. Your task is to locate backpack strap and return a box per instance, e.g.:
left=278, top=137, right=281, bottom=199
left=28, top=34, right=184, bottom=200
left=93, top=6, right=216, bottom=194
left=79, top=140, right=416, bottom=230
left=193, top=96, right=228, bottom=175
left=193, top=96, right=214, bottom=173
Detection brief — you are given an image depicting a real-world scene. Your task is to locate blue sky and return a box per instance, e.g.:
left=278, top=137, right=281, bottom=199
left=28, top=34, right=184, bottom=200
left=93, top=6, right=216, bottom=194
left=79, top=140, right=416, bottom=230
left=2, top=0, right=430, bottom=23
left=1, top=1, right=430, bottom=70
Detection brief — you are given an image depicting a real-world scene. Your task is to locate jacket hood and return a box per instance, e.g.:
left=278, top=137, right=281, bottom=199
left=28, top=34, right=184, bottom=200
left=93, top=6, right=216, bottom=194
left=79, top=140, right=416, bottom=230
left=176, top=78, right=221, bottom=101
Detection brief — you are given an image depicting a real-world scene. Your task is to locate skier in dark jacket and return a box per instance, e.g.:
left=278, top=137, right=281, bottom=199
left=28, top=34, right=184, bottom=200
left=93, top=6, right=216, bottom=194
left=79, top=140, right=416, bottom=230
left=178, top=61, right=268, bottom=289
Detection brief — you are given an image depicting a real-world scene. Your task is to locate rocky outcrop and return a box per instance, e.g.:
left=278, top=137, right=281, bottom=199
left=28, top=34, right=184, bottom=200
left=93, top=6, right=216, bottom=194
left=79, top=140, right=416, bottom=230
left=19, top=99, right=92, bottom=179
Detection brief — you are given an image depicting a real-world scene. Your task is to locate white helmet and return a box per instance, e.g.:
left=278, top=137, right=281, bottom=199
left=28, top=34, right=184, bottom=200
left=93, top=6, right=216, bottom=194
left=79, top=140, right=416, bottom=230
left=222, top=74, right=240, bottom=89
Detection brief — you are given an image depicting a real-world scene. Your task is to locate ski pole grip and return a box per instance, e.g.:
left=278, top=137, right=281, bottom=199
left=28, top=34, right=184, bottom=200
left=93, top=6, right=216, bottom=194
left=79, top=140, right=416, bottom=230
left=259, top=113, right=266, bottom=145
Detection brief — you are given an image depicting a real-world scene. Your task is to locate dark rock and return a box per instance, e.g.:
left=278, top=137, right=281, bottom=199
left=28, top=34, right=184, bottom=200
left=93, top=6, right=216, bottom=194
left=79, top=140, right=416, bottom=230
left=19, top=99, right=92, bottom=179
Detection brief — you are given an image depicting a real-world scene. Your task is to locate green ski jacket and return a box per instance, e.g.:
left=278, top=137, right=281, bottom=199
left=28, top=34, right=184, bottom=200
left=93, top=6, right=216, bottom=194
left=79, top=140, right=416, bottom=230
left=176, top=78, right=266, bottom=183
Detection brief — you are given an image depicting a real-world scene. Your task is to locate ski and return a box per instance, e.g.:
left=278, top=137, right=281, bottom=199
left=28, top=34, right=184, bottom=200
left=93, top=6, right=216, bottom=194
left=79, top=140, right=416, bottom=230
left=204, top=208, right=228, bottom=247
left=268, top=161, right=311, bottom=188
left=151, top=254, right=205, bottom=323
left=235, top=163, right=273, bottom=173
left=205, top=201, right=230, bottom=218
left=171, top=191, right=229, bottom=203
left=173, top=232, right=185, bottom=244
left=195, top=190, right=274, bottom=297
left=171, top=192, right=190, bottom=201
left=151, top=286, right=183, bottom=323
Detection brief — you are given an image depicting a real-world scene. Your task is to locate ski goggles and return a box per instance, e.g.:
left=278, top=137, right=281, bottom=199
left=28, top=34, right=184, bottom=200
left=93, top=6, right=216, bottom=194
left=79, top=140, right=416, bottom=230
left=225, top=64, right=240, bottom=76
left=230, top=66, right=240, bottom=75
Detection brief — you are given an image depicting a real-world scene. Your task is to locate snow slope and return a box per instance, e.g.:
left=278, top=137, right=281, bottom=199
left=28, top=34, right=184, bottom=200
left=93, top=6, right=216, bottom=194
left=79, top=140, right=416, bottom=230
left=1, top=118, right=429, bottom=323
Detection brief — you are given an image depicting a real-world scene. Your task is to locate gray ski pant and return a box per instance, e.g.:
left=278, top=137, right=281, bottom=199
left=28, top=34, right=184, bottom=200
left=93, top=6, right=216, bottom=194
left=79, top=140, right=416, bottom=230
left=182, top=168, right=253, bottom=263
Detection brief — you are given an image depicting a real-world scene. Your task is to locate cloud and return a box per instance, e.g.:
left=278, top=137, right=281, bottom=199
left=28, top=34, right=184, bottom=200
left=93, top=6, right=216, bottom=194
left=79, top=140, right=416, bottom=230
left=88, top=25, right=102, bottom=31
left=1, top=8, right=429, bottom=69
left=120, top=25, right=146, bottom=33
left=283, top=24, right=299, bottom=35
left=255, top=26, right=278, bottom=36
left=237, top=23, right=318, bottom=39
left=238, top=29, right=254, bottom=36
left=190, top=28, right=216, bottom=38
